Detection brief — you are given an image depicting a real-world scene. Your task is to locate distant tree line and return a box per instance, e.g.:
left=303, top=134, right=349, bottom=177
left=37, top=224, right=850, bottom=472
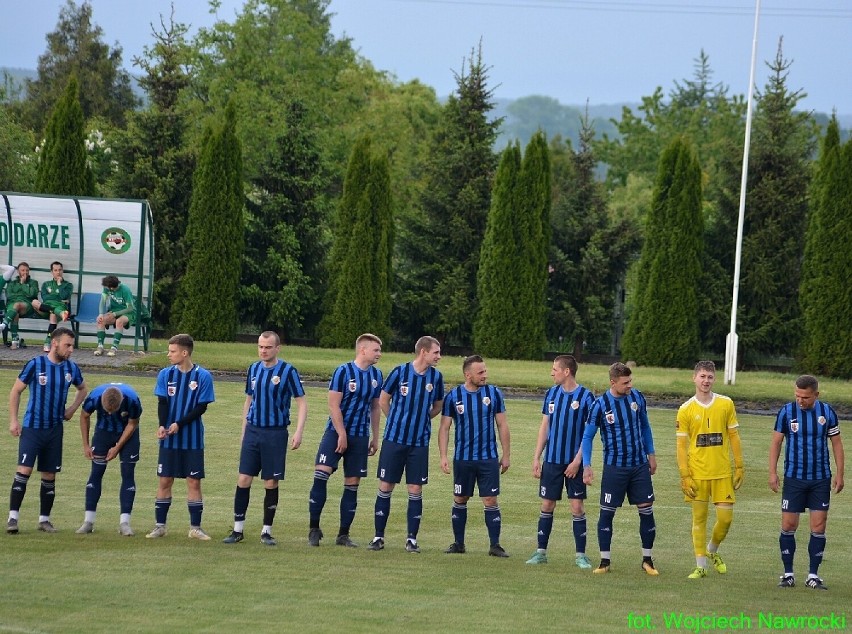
left=2, top=1, right=851, bottom=377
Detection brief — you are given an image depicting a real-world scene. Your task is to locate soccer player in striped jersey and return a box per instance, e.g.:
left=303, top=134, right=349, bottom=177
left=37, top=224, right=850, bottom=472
left=582, top=362, right=658, bottom=575
left=367, top=336, right=444, bottom=553
left=770, top=375, right=844, bottom=591
left=146, top=334, right=215, bottom=540
left=76, top=383, right=143, bottom=536
left=438, top=355, right=511, bottom=557
left=308, top=333, right=383, bottom=548
left=526, top=355, right=595, bottom=568
left=7, top=326, right=87, bottom=534
left=223, top=332, right=307, bottom=546
left=676, top=361, right=743, bottom=580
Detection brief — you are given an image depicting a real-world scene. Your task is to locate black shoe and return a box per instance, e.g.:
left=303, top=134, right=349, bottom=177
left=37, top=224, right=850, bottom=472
left=805, top=576, right=827, bottom=590
left=444, top=542, right=466, bottom=554
left=405, top=538, right=421, bottom=553
left=778, top=574, right=795, bottom=588
left=367, top=537, right=385, bottom=551
left=488, top=544, right=509, bottom=558
left=6, top=518, right=19, bottom=534
left=308, top=527, right=323, bottom=547
left=260, top=532, right=277, bottom=546
left=335, top=534, right=358, bottom=548
left=222, top=530, right=244, bottom=544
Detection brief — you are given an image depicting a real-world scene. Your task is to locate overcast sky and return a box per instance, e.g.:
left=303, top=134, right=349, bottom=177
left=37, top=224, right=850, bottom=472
left=2, top=0, right=850, bottom=114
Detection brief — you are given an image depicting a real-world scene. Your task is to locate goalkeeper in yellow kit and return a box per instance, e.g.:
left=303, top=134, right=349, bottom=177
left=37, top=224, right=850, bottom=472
left=676, top=360, right=744, bottom=579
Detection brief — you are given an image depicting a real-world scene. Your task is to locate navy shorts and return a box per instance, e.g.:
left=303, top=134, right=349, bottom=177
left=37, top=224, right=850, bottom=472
left=315, top=428, right=370, bottom=478
left=539, top=461, right=586, bottom=501
left=377, top=440, right=429, bottom=485
left=18, top=426, right=64, bottom=473
left=453, top=459, right=500, bottom=498
left=781, top=477, right=831, bottom=513
left=91, top=428, right=140, bottom=463
left=239, top=424, right=289, bottom=481
left=157, top=447, right=205, bottom=479
left=600, top=463, right=655, bottom=507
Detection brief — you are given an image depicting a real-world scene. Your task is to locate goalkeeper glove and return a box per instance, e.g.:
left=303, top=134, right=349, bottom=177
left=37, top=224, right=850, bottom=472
left=733, top=467, right=744, bottom=490
left=680, top=475, right=697, bottom=498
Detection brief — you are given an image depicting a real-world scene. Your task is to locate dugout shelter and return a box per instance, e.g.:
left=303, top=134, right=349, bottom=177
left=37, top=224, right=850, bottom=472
left=0, top=192, right=154, bottom=351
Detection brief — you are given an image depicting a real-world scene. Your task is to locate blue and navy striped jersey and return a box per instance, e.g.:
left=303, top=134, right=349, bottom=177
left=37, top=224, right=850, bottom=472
left=774, top=400, right=840, bottom=480
left=245, top=360, right=305, bottom=428
left=585, top=388, right=655, bottom=468
left=326, top=362, right=383, bottom=437
left=442, top=384, right=506, bottom=461
left=542, top=384, right=595, bottom=464
left=382, top=362, right=445, bottom=447
left=154, top=364, right=215, bottom=450
left=83, top=383, right=142, bottom=433
left=18, top=355, right=84, bottom=429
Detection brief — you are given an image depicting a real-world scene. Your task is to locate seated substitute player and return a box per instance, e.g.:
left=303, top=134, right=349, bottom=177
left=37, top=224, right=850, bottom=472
left=438, top=354, right=511, bottom=557
left=1, top=262, right=42, bottom=349
left=367, top=335, right=444, bottom=553
left=94, top=275, right=138, bottom=357
left=526, top=355, right=596, bottom=568
left=76, top=383, right=143, bottom=536
left=308, top=333, right=383, bottom=548
left=146, top=334, right=216, bottom=540
left=7, top=326, right=87, bottom=533
left=582, top=362, right=658, bottom=575
left=770, top=375, right=844, bottom=591
left=676, top=360, right=744, bottom=580
left=223, top=331, right=307, bottom=546
left=31, top=261, right=73, bottom=352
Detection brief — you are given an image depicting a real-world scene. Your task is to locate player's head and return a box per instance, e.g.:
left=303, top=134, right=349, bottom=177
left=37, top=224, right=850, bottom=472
left=50, top=261, right=64, bottom=279
left=16, top=261, right=30, bottom=280
left=167, top=333, right=194, bottom=365
left=609, top=362, right=633, bottom=396
left=101, top=386, right=123, bottom=414
left=356, top=333, right=382, bottom=365
left=463, top=354, right=487, bottom=387
left=101, top=275, right=120, bottom=290
left=415, top=335, right=441, bottom=366
left=49, top=326, right=75, bottom=361
left=552, top=355, right=578, bottom=383
left=794, top=374, right=819, bottom=410
left=693, top=360, right=716, bottom=394
left=258, top=331, right=280, bottom=362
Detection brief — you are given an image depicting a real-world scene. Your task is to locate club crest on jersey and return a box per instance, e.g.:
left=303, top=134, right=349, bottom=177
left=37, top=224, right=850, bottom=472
left=271, top=375, right=281, bottom=385
left=548, top=402, right=555, bottom=414
left=790, top=420, right=799, bottom=433
left=426, top=383, right=433, bottom=392
left=371, top=379, right=378, bottom=388
left=168, top=386, right=176, bottom=396
left=348, top=380, right=357, bottom=393
left=400, top=385, right=409, bottom=397
left=605, top=411, right=615, bottom=425
left=630, top=402, right=638, bottom=411
left=189, top=381, right=198, bottom=391
left=571, top=400, right=579, bottom=410
left=455, top=402, right=465, bottom=415
left=817, top=416, right=826, bottom=426
left=38, top=373, right=48, bottom=386
left=65, top=372, right=72, bottom=382
left=482, top=396, right=491, bottom=406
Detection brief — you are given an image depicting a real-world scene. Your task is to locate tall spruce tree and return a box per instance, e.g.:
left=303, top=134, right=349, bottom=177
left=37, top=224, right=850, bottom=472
left=394, top=45, right=500, bottom=345
left=738, top=40, right=817, bottom=358
left=622, top=136, right=703, bottom=366
left=319, top=136, right=393, bottom=347
left=35, top=76, right=95, bottom=196
left=242, top=101, right=331, bottom=338
left=177, top=102, right=244, bottom=341
left=798, top=118, right=852, bottom=377
left=110, top=13, right=194, bottom=329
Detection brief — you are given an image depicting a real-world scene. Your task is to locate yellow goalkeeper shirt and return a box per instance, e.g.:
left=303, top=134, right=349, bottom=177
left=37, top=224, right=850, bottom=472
left=676, top=393, right=738, bottom=479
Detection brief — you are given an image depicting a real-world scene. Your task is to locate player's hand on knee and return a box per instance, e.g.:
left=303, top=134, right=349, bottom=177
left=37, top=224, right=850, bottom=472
left=680, top=475, right=697, bottom=497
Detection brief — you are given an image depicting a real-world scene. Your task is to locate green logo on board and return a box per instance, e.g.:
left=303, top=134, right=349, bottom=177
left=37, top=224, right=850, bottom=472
left=101, top=227, right=131, bottom=254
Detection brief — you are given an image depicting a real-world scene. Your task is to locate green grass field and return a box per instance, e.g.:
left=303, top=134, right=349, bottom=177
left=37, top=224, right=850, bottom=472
left=0, top=365, right=849, bottom=633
